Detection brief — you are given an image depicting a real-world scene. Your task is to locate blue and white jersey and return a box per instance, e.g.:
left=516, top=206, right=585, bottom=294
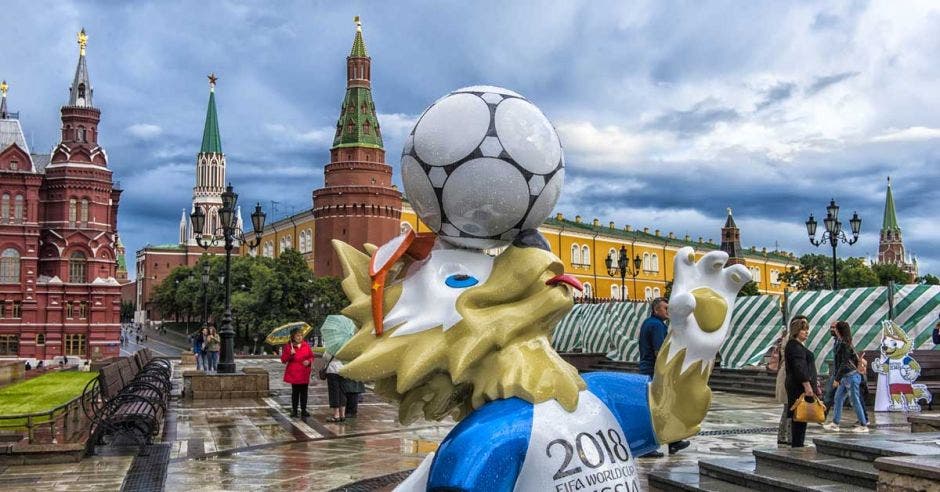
left=395, top=372, right=658, bottom=492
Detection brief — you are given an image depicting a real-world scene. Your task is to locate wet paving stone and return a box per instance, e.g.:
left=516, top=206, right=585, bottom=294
left=0, top=359, right=927, bottom=491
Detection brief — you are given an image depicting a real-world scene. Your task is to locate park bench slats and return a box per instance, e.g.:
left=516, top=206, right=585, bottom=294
left=82, top=348, right=172, bottom=454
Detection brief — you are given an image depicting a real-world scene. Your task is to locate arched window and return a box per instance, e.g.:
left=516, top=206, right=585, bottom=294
left=78, top=126, right=87, bottom=142
left=651, top=254, right=659, bottom=272
left=581, top=245, right=591, bottom=267
left=653, top=288, right=661, bottom=298
left=0, top=248, right=20, bottom=284
left=607, top=248, right=617, bottom=265
left=80, top=198, right=89, bottom=224
left=1, top=194, right=8, bottom=222
left=36, top=333, right=45, bottom=345
left=583, top=282, right=593, bottom=298
left=14, top=195, right=23, bottom=223
left=69, top=198, right=77, bottom=224
left=69, top=252, right=86, bottom=283
left=644, top=287, right=653, bottom=300
left=571, top=244, right=581, bottom=266
left=610, top=284, right=620, bottom=299
left=643, top=253, right=651, bottom=271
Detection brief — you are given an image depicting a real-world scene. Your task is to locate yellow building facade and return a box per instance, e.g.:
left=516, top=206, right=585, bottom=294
left=399, top=202, right=797, bottom=299
left=243, top=200, right=796, bottom=300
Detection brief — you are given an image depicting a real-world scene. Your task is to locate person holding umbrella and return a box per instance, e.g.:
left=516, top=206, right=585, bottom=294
left=280, top=326, right=315, bottom=418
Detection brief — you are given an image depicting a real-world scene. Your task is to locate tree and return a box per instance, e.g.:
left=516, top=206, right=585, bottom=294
left=738, top=281, right=760, bottom=297
left=780, top=254, right=831, bottom=290
left=151, top=251, right=349, bottom=351
left=872, top=263, right=911, bottom=286
left=916, top=274, right=940, bottom=285
left=838, top=258, right=879, bottom=288
left=120, top=300, right=135, bottom=322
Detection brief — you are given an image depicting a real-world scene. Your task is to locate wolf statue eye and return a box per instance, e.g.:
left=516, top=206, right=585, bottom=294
left=445, top=274, right=479, bottom=288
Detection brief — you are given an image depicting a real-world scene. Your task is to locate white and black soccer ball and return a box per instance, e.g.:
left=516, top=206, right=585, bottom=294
left=401, top=85, right=565, bottom=249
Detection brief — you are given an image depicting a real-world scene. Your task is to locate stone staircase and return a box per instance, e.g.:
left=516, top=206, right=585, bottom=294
left=648, top=432, right=940, bottom=491
left=589, top=359, right=777, bottom=397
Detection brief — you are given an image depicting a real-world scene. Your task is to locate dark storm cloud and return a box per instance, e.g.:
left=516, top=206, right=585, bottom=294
left=806, top=71, right=860, bottom=95
left=1, top=1, right=937, bottom=276
left=646, top=101, right=739, bottom=138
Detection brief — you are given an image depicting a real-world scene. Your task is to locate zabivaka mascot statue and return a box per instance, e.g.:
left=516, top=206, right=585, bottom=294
left=329, top=86, right=752, bottom=491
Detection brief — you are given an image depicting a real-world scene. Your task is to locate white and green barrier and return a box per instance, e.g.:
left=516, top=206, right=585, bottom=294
left=552, top=284, right=940, bottom=370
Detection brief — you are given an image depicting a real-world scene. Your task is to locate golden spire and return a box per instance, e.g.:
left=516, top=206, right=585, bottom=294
left=208, top=73, right=218, bottom=92
left=78, top=28, right=88, bottom=56
left=0, top=80, right=7, bottom=97
left=355, top=15, right=362, bottom=32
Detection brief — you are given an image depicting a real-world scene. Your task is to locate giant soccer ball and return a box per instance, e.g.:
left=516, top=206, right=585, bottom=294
left=401, top=86, right=565, bottom=249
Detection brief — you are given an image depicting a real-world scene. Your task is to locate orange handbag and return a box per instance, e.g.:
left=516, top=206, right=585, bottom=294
left=791, top=395, right=826, bottom=423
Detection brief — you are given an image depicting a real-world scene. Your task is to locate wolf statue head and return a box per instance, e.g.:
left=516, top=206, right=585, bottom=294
left=333, top=230, right=585, bottom=424
left=880, top=319, right=913, bottom=361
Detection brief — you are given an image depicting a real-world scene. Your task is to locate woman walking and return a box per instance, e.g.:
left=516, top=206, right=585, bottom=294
left=784, top=315, right=820, bottom=447
left=205, top=326, right=221, bottom=373
left=280, top=327, right=314, bottom=418
left=823, top=321, right=869, bottom=433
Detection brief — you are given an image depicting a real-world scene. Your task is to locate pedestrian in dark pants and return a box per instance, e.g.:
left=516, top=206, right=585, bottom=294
left=344, top=379, right=364, bottom=417
left=637, top=297, right=690, bottom=458
left=280, top=327, right=314, bottom=418
left=822, top=321, right=843, bottom=415
left=784, top=316, right=820, bottom=447
left=933, top=316, right=940, bottom=345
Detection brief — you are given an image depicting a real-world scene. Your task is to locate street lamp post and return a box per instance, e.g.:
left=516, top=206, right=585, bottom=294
left=806, top=199, right=861, bottom=290
left=201, top=260, right=210, bottom=328
left=191, top=183, right=266, bottom=374
left=604, top=245, right=642, bottom=301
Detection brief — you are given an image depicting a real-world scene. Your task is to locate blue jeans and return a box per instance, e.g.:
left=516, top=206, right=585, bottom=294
left=195, top=352, right=203, bottom=370
left=833, top=372, right=867, bottom=426
left=207, top=351, right=219, bottom=372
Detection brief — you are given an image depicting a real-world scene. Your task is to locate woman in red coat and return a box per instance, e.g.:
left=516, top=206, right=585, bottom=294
left=280, top=327, right=315, bottom=418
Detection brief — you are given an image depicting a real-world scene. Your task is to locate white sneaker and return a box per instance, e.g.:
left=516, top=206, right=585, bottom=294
left=851, top=425, right=869, bottom=433
left=822, top=422, right=840, bottom=431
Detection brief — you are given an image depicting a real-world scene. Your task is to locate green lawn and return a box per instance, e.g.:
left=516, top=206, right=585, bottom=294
left=0, top=371, right=98, bottom=428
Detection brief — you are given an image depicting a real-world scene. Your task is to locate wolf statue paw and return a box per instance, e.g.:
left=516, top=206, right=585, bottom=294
left=649, top=247, right=751, bottom=443
left=665, top=247, right=752, bottom=371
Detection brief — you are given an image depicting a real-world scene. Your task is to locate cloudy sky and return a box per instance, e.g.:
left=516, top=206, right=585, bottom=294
left=3, top=1, right=938, bottom=277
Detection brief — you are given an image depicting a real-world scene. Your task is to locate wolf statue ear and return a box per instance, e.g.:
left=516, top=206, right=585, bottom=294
left=512, top=229, right=551, bottom=251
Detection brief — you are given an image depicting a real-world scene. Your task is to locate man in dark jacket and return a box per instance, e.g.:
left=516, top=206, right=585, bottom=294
left=933, top=315, right=940, bottom=345
left=637, top=297, right=690, bottom=457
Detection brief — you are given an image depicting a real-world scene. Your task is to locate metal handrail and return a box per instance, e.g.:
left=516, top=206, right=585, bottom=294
left=0, top=389, right=96, bottom=444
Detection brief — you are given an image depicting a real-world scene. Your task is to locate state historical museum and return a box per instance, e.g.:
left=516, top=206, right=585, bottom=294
left=0, top=30, right=123, bottom=362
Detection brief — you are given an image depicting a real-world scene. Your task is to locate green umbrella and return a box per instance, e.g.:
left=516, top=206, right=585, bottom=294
left=321, top=315, right=356, bottom=355
left=265, top=321, right=312, bottom=346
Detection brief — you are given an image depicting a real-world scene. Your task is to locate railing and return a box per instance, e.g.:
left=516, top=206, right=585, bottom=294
left=0, top=387, right=95, bottom=445
left=574, top=296, right=649, bottom=304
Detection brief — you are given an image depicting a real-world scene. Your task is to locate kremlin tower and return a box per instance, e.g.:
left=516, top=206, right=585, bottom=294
left=312, top=17, right=402, bottom=277
left=877, top=177, right=917, bottom=281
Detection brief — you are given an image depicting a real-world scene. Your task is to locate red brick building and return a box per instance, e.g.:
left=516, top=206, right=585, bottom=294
left=0, top=30, right=123, bottom=362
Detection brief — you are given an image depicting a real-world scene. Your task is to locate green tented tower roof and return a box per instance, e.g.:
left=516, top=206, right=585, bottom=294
left=201, top=81, right=222, bottom=154
left=332, top=18, right=383, bottom=150
left=332, top=88, right=383, bottom=149
left=882, top=177, right=900, bottom=232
